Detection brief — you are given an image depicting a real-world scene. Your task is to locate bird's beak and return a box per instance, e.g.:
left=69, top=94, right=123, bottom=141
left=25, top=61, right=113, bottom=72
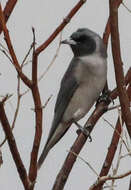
left=61, top=38, right=77, bottom=45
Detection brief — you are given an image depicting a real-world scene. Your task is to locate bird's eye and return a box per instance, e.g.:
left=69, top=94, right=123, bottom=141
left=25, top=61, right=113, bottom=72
left=74, top=35, right=87, bottom=43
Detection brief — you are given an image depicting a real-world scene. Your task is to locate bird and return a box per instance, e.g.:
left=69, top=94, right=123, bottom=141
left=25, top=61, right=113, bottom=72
left=37, top=28, right=107, bottom=169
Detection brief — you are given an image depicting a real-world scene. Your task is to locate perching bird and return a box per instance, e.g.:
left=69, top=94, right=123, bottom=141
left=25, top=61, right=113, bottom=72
left=38, top=28, right=107, bottom=169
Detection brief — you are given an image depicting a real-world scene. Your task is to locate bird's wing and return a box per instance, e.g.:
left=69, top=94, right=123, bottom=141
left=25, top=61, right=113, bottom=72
left=46, top=58, right=79, bottom=144
left=55, top=58, right=79, bottom=113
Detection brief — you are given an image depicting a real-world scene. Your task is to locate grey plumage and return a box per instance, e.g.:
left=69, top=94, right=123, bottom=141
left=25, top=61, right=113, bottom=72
left=38, top=28, right=107, bottom=169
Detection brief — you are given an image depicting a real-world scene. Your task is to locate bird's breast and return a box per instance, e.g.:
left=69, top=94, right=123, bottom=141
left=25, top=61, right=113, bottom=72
left=75, top=54, right=107, bottom=82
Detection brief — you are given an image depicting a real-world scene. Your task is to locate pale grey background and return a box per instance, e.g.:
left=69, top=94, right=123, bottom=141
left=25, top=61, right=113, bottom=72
left=0, top=0, right=130, bottom=189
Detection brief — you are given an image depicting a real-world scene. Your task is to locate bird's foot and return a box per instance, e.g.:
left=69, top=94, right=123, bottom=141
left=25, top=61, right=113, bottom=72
left=73, top=121, right=92, bottom=142
left=96, top=90, right=113, bottom=106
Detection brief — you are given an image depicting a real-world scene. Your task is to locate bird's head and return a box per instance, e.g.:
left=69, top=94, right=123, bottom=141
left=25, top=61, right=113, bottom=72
left=61, top=28, right=107, bottom=58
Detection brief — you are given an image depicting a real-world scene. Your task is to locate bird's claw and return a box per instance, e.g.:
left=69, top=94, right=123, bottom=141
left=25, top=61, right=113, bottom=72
left=96, top=90, right=113, bottom=106
left=74, top=121, right=92, bottom=142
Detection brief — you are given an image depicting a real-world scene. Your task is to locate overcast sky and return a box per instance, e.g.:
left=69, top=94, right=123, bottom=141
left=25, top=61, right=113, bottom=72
left=0, top=0, right=131, bottom=190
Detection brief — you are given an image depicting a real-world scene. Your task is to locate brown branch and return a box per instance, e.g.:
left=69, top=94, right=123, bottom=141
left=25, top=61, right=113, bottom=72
left=0, top=4, right=32, bottom=88
left=0, top=45, right=12, bottom=63
left=89, top=80, right=131, bottom=190
left=35, top=0, right=87, bottom=56
left=111, top=67, right=131, bottom=100
left=109, top=0, right=131, bottom=137
left=0, top=100, right=30, bottom=189
left=127, top=82, right=131, bottom=102
left=92, top=118, right=123, bottom=190
left=0, top=76, right=21, bottom=147
left=28, top=30, right=42, bottom=187
left=102, top=0, right=122, bottom=93
left=32, top=27, right=37, bottom=85
left=0, top=0, right=17, bottom=35
left=28, top=85, right=42, bottom=187
left=0, top=149, right=3, bottom=167
left=102, top=0, right=122, bottom=49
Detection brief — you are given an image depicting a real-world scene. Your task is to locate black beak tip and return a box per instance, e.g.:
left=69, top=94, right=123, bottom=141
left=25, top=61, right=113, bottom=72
left=60, top=40, right=67, bottom=44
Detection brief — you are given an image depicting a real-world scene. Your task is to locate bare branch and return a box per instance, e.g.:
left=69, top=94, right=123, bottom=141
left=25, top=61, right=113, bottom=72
left=107, top=104, right=121, bottom=111
left=0, top=47, right=13, bottom=63
left=92, top=118, right=123, bottom=190
left=0, top=90, right=21, bottom=147
left=28, top=26, right=42, bottom=187
left=38, top=32, right=62, bottom=81
left=0, top=99, right=30, bottom=189
left=103, top=117, right=128, bottom=151
left=89, top=170, right=131, bottom=190
left=120, top=152, right=131, bottom=159
left=0, top=0, right=18, bottom=35
left=21, top=35, right=35, bottom=68
left=31, top=94, right=53, bottom=111
left=122, top=1, right=131, bottom=13
left=0, top=149, right=3, bottom=167
left=111, top=116, right=123, bottom=188
left=109, top=0, right=131, bottom=137
left=90, top=81, right=131, bottom=190
left=67, top=150, right=99, bottom=177
left=35, top=0, right=87, bottom=56
left=0, top=4, right=32, bottom=88
left=42, top=94, right=53, bottom=109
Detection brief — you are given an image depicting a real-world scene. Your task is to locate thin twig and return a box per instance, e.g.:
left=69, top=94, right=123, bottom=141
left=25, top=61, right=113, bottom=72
left=124, top=129, right=131, bottom=151
left=20, top=32, right=62, bottom=97
left=67, top=150, right=99, bottom=177
left=21, top=45, right=33, bottom=68
left=111, top=112, right=123, bottom=189
left=31, top=94, right=52, bottom=111
left=11, top=76, right=21, bottom=128
left=103, top=117, right=129, bottom=151
left=0, top=48, right=13, bottom=63
left=38, top=32, right=62, bottom=81
left=0, top=76, right=21, bottom=147
left=122, top=1, right=131, bottom=13
left=120, top=152, right=131, bottom=159
left=0, top=42, right=9, bottom=53
left=42, top=94, right=53, bottom=109
left=0, top=94, right=12, bottom=104
left=89, top=170, right=131, bottom=190
left=32, top=27, right=36, bottom=54
left=107, top=104, right=121, bottom=111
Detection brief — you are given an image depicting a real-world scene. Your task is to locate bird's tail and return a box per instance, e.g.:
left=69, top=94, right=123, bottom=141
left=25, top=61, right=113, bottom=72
left=37, top=144, right=50, bottom=170
left=37, top=122, right=70, bottom=170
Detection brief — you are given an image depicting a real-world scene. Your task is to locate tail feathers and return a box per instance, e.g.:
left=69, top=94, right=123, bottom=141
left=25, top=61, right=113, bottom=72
left=37, top=145, right=50, bottom=170
left=37, top=122, right=70, bottom=170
